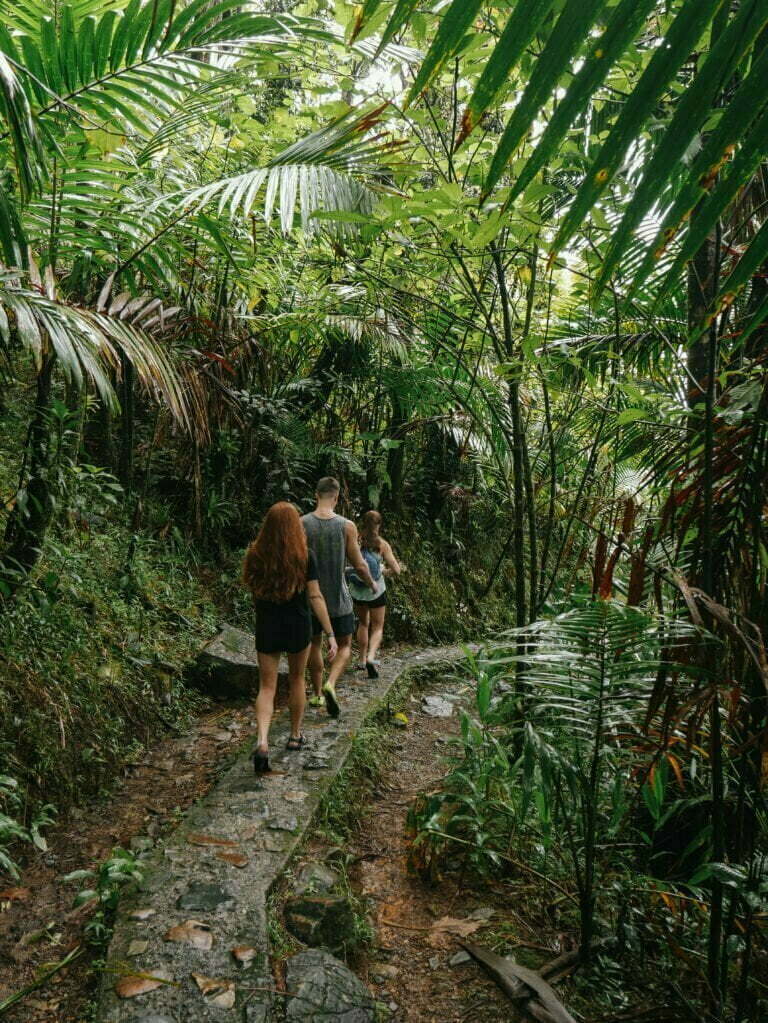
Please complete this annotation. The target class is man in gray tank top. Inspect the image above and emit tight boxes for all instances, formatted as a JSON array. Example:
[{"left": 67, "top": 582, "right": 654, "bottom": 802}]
[{"left": 302, "top": 477, "right": 375, "bottom": 717}]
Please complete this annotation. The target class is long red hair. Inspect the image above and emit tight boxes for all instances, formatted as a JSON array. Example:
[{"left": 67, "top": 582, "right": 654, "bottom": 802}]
[{"left": 243, "top": 502, "right": 308, "bottom": 602}]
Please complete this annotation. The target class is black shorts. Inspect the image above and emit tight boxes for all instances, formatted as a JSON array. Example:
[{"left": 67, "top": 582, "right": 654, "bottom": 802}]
[
  {"left": 311, "top": 612, "right": 355, "bottom": 638},
  {"left": 255, "top": 616, "right": 311, "bottom": 655},
  {"left": 354, "top": 591, "right": 387, "bottom": 610}
]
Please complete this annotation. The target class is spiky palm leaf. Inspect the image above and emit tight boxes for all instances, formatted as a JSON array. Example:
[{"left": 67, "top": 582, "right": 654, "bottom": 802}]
[
  {"left": 160, "top": 106, "right": 401, "bottom": 234},
  {"left": 356, "top": 1, "right": 768, "bottom": 300},
  {"left": 0, "top": 268, "right": 188, "bottom": 426},
  {"left": 490, "top": 600, "right": 699, "bottom": 769}
]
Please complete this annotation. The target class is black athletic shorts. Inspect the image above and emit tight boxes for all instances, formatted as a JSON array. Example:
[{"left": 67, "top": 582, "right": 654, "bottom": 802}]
[
  {"left": 255, "top": 616, "right": 311, "bottom": 655},
  {"left": 353, "top": 591, "right": 387, "bottom": 610},
  {"left": 311, "top": 612, "right": 355, "bottom": 638}
]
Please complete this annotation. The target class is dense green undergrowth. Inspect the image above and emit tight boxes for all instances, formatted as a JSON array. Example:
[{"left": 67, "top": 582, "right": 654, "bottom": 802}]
[
  {"left": 0, "top": 491, "right": 511, "bottom": 878},
  {"left": 0, "top": 525, "right": 219, "bottom": 808}
]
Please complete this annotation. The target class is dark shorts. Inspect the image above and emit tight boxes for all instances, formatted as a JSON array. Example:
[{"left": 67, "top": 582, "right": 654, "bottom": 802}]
[
  {"left": 311, "top": 612, "right": 355, "bottom": 639},
  {"left": 255, "top": 616, "right": 311, "bottom": 655},
  {"left": 354, "top": 591, "right": 387, "bottom": 610}
]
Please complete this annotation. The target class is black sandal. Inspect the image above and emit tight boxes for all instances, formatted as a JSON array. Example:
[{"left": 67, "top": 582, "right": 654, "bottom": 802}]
[
  {"left": 286, "top": 734, "right": 306, "bottom": 751},
  {"left": 253, "top": 748, "right": 270, "bottom": 773},
  {"left": 366, "top": 661, "right": 379, "bottom": 679}
]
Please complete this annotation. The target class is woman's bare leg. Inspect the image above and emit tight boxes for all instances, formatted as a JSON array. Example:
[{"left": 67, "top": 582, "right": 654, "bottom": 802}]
[
  {"left": 367, "top": 606, "right": 386, "bottom": 664},
  {"left": 356, "top": 604, "right": 370, "bottom": 665},
  {"left": 287, "top": 646, "right": 310, "bottom": 739},
  {"left": 255, "top": 652, "right": 280, "bottom": 752}
]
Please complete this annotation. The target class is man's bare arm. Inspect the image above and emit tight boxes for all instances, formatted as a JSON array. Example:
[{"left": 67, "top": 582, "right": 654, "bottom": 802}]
[{"left": 345, "top": 521, "right": 375, "bottom": 589}]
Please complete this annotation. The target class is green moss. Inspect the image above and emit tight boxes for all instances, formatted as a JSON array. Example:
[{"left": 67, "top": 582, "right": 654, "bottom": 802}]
[{"left": 0, "top": 524, "right": 222, "bottom": 817}]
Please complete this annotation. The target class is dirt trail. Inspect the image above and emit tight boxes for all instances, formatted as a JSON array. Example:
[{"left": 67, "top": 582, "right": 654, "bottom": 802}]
[
  {"left": 0, "top": 701, "right": 260, "bottom": 1021},
  {"left": 296, "top": 676, "right": 522, "bottom": 1022}
]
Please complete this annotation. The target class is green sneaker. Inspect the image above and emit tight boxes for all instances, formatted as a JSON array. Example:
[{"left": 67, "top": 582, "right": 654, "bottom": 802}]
[
  {"left": 322, "top": 683, "right": 340, "bottom": 719},
  {"left": 308, "top": 695, "right": 324, "bottom": 708}
]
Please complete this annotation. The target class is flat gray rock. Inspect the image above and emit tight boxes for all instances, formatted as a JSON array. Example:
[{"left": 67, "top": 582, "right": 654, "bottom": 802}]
[
  {"left": 195, "top": 623, "right": 260, "bottom": 698},
  {"left": 285, "top": 949, "right": 376, "bottom": 1022},
  {"left": 268, "top": 815, "right": 298, "bottom": 832},
  {"left": 468, "top": 906, "right": 494, "bottom": 921},
  {"left": 421, "top": 695, "right": 454, "bottom": 717},
  {"left": 297, "top": 861, "right": 341, "bottom": 895},
  {"left": 302, "top": 752, "right": 331, "bottom": 770},
  {"left": 284, "top": 894, "right": 358, "bottom": 953},
  {"left": 449, "top": 949, "right": 472, "bottom": 966},
  {"left": 176, "top": 881, "right": 234, "bottom": 912}
]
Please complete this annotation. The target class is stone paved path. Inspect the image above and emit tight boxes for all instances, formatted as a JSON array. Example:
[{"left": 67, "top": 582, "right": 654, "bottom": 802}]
[{"left": 96, "top": 637, "right": 464, "bottom": 1023}]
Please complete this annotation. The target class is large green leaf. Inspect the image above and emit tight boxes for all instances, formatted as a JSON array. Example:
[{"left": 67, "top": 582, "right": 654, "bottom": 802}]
[
  {"left": 550, "top": 0, "right": 726, "bottom": 259},
  {"left": 147, "top": 108, "right": 394, "bottom": 238},
  {"left": 482, "top": 0, "right": 608, "bottom": 199},
  {"left": 715, "top": 217, "right": 768, "bottom": 313},
  {"left": 0, "top": 268, "right": 187, "bottom": 426},
  {"left": 595, "top": 0, "right": 768, "bottom": 294},
  {"left": 349, "top": 0, "right": 387, "bottom": 42},
  {"left": 457, "top": 0, "right": 556, "bottom": 147},
  {"left": 0, "top": 0, "right": 335, "bottom": 142},
  {"left": 406, "top": 0, "right": 484, "bottom": 106},
  {"left": 653, "top": 105, "right": 768, "bottom": 308},
  {"left": 628, "top": 41, "right": 768, "bottom": 301},
  {"left": 375, "top": 0, "right": 420, "bottom": 56},
  {"left": 505, "top": 0, "right": 659, "bottom": 205},
  {"left": 0, "top": 49, "right": 44, "bottom": 197}
]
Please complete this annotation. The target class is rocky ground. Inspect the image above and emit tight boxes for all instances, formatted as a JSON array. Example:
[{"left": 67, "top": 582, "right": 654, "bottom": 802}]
[{"left": 0, "top": 701, "right": 259, "bottom": 1021}]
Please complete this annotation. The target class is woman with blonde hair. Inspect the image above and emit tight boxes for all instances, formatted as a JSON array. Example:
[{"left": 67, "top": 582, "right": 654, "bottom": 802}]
[
  {"left": 243, "top": 502, "right": 337, "bottom": 772},
  {"left": 348, "top": 510, "right": 401, "bottom": 678}
]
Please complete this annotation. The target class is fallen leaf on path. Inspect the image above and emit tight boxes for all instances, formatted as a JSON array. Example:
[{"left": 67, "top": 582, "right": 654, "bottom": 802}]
[
  {"left": 187, "top": 832, "right": 239, "bottom": 848},
  {"left": 231, "top": 945, "right": 257, "bottom": 965},
  {"left": 0, "top": 887, "right": 31, "bottom": 901},
  {"left": 427, "top": 916, "right": 483, "bottom": 948},
  {"left": 26, "top": 998, "right": 60, "bottom": 1011},
  {"left": 164, "top": 920, "right": 214, "bottom": 950},
  {"left": 216, "top": 850, "right": 249, "bottom": 868},
  {"left": 115, "top": 969, "right": 172, "bottom": 999},
  {"left": 127, "top": 939, "right": 149, "bottom": 956},
  {"left": 192, "top": 973, "right": 236, "bottom": 1008},
  {"left": 128, "top": 908, "right": 156, "bottom": 921}
]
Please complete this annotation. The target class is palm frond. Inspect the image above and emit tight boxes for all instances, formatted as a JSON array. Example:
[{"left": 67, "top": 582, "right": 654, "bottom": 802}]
[
  {"left": 152, "top": 107, "right": 399, "bottom": 234},
  {"left": 358, "top": 1, "right": 768, "bottom": 296},
  {"left": 0, "top": 268, "right": 188, "bottom": 428}
]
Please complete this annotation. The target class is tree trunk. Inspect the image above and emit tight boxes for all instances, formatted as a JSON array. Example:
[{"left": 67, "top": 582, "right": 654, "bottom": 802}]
[
  {"left": 2, "top": 353, "right": 56, "bottom": 589},
  {"left": 491, "top": 245, "right": 528, "bottom": 632},
  {"left": 119, "top": 354, "right": 135, "bottom": 494}
]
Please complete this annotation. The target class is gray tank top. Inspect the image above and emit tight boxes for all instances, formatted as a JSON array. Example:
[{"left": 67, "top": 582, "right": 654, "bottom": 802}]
[{"left": 301, "top": 513, "right": 352, "bottom": 617}]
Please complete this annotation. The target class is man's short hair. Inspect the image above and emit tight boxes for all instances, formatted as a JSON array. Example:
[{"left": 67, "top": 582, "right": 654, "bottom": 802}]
[{"left": 316, "top": 476, "right": 340, "bottom": 497}]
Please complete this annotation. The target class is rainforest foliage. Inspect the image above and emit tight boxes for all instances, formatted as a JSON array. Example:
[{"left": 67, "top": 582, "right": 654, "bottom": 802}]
[{"left": 0, "top": 1, "right": 767, "bottom": 1020}]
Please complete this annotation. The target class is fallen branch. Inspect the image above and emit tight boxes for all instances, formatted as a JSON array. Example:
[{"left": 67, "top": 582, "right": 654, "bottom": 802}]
[
  {"left": 0, "top": 945, "right": 83, "bottom": 1017},
  {"left": 462, "top": 941, "right": 578, "bottom": 1023}
]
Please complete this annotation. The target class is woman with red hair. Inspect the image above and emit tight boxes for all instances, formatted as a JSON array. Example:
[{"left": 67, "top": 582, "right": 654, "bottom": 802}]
[{"left": 243, "top": 502, "right": 337, "bottom": 772}]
